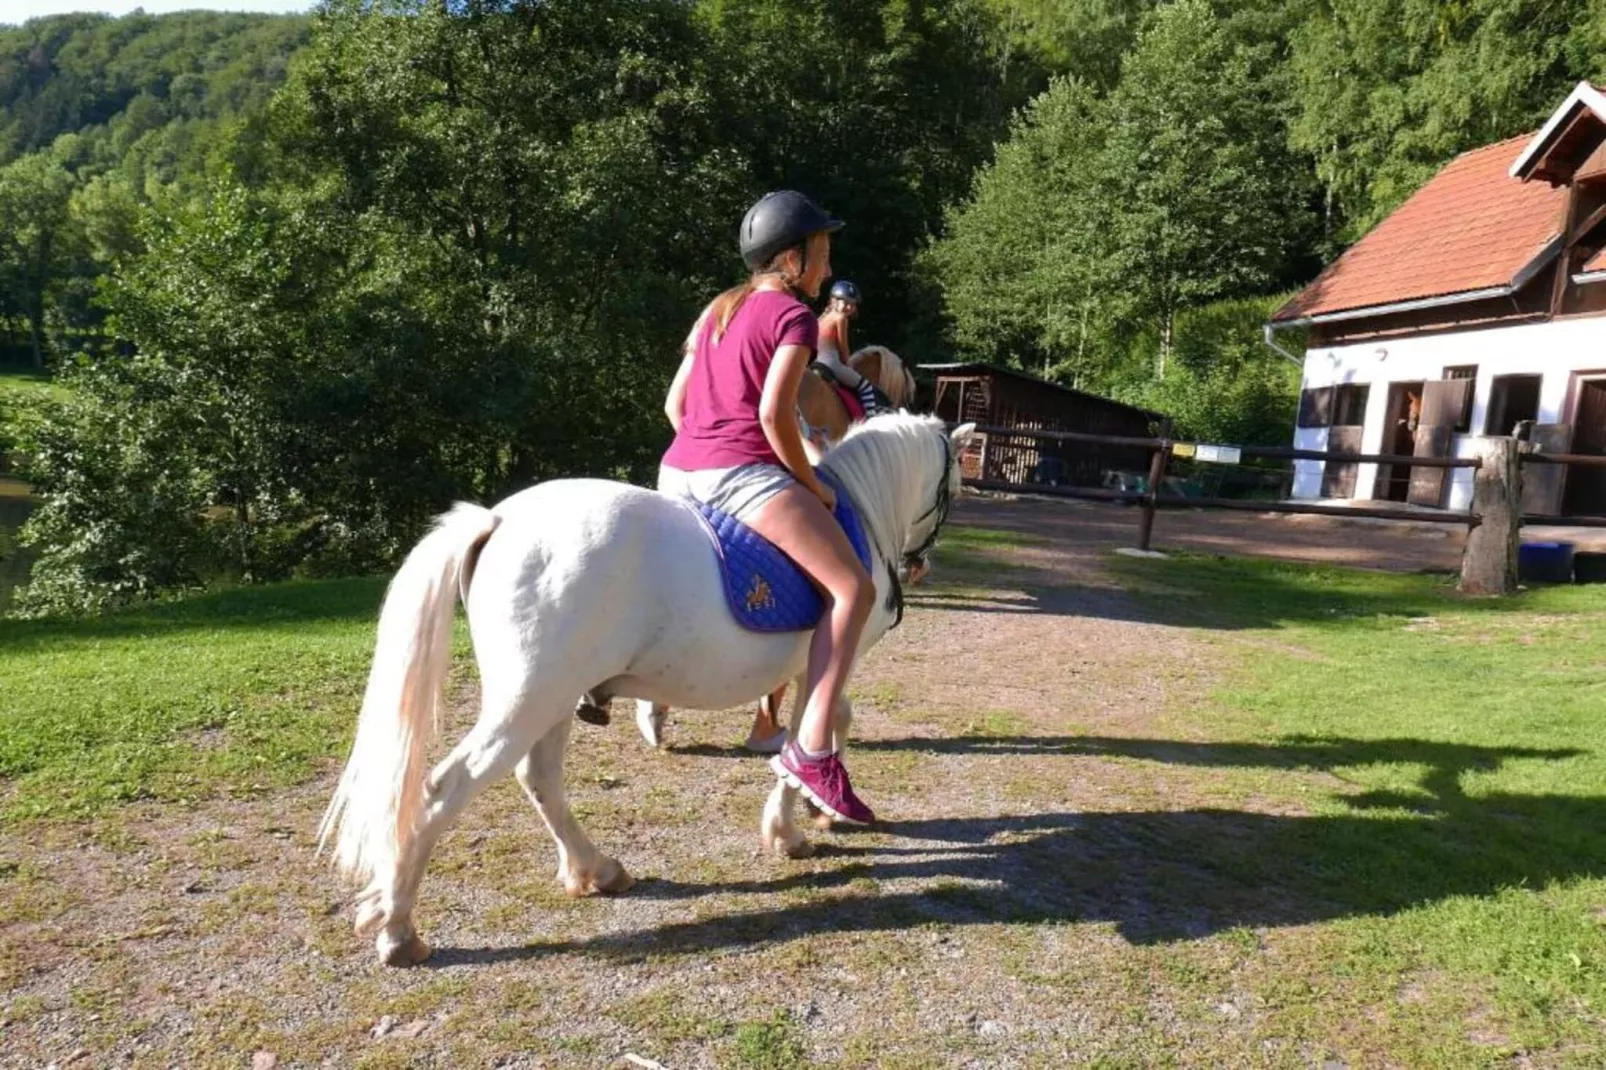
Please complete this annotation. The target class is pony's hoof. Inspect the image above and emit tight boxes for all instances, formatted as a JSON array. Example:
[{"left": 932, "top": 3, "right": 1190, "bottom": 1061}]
[
  {"left": 594, "top": 860, "right": 636, "bottom": 895},
  {"left": 635, "top": 702, "right": 666, "bottom": 749},
  {"left": 565, "top": 860, "right": 635, "bottom": 897},
  {"left": 764, "top": 830, "right": 814, "bottom": 859},
  {"left": 377, "top": 931, "right": 432, "bottom": 968}
]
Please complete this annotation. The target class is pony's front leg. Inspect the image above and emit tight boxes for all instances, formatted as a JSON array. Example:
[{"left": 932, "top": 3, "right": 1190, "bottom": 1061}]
[
  {"left": 761, "top": 778, "right": 811, "bottom": 859},
  {"left": 514, "top": 716, "right": 634, "bottom": 897}
]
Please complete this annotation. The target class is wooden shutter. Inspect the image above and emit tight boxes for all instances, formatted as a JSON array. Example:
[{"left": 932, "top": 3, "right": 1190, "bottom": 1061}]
[
  {"left": 1298, "top": 387, "right": 1334, "bottom": 428},
  {"left": 1321, "top": 425, "right": 1362, "bottom": 498},
  {"left": 1404, "top": 380, "right": 1470, "bottom": 507},
  {"left": 1523, "top": 423, "right": 1574, "bottom": 516},
  {"left": 1420, "top": 379, "right": 1471, "bottom": 429},
  {"left": 1407, "top": 426, "right": 1454, "bottom": 507}
]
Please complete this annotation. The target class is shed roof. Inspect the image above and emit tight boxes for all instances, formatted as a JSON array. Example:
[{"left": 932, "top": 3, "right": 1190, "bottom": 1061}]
[
  {"left": 917, "top": 362, "right": 1163, "bottom": 419},
  {"left": 1270, "top": 135, "right": 1566, "bottom": 324}
]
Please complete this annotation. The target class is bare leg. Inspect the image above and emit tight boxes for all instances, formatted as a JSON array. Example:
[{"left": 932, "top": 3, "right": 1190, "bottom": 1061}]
[
  {"left": 744, "top": 685, "right": 789, "bottom": 752},
  {"left": 744, "top": 486, "right": 873, "bottom": 755},
  {"left": 513, "top": 716, "right": 633, "bottom": 897}
]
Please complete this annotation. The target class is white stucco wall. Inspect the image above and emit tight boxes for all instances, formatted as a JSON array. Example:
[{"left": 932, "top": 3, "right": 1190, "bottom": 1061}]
[{"left": 1292, "top": 317, "right": 1606, "bottom": 511}]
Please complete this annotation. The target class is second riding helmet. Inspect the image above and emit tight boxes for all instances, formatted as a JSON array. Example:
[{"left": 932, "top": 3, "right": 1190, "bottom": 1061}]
[
  {"left": 830, "top": 280, "right": 861, "bottom": 304},
  {"left": 739, "top": 190, "right": 844, "bottom": 271}
]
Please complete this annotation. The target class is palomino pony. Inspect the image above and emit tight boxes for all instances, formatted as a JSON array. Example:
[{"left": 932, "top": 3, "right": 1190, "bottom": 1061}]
[
  {"left": 799, "top": 345, "right": 918, "bottom": 459},
  {"left": 319, "top": 414, "right": 974, "bottom": 966}
]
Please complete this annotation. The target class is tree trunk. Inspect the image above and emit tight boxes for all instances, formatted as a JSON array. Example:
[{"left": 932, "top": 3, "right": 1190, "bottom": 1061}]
[
  {"left": 26, "top": 296, "right": 45, "bottom": 369},
  {"left": 1157, "top": 309, "right": 1173, "bottom": 378}
]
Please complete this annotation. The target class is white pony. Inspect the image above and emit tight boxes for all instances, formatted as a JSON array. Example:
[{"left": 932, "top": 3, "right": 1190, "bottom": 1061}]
[{"left": 319, "top": 413, "right": 975, "bottom": 966}]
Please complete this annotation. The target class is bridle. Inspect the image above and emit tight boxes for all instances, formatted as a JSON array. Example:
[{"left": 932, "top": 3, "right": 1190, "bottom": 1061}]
[{"left": 904, "top": 431, "right": 954, "bottom": 574}]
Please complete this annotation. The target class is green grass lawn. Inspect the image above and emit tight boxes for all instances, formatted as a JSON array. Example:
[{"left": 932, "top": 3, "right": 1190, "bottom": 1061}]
[
  {"left": 0, "top": 367, "right": 69, "bottom": 410},
  {"left": 0, "top": 578, "right": 390, "bottom": 819},
  {"left": 1105, "top": 553, "right": 1606, "bottom": 1065}
]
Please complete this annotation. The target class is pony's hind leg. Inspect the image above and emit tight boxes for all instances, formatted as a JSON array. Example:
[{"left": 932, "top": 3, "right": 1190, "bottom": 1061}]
[
  {"left": 514, "top": 715, "right": 634, "bottom": 897},
  {"left": 359, "top": 702, "right": 545, "bottom": 966}
]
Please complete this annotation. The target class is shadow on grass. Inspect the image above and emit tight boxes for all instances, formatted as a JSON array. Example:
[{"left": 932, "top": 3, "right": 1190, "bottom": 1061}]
[
  {"left": 909, "top": 550, "right": 1560, "bottom": 632},
  {"left": 0, "top": 574, "right": 387, "bottom": 649},
  {"left": 427, "top": 735, "right": 1603, "bottom": 965}
]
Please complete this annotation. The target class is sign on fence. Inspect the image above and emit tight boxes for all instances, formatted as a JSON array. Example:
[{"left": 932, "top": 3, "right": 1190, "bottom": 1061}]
[{"left": 1174, "top": 443, "right": 1242, "bottom": 465}]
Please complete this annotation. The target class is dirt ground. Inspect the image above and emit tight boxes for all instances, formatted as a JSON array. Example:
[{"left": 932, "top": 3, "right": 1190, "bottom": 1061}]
[{"left": 0, "top": 496, "right": 1565, "bottom": 1068}]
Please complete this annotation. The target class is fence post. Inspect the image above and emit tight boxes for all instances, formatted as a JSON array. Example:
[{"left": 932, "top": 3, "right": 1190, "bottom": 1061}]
[
  {"left": 1459, "top": 437, "right": 1520, "bottom": 595},
  {"left": 1137, "top": 434, "right": 1172, "bottom": 552}
]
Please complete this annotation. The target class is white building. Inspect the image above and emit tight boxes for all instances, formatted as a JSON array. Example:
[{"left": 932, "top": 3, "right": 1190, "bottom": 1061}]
[{"left": 1268, "top": 82, "right": 1606, "bottom": 516}]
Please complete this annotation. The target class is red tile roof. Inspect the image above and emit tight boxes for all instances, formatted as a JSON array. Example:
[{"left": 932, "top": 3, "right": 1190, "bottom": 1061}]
[
  {"left": 1582, "top": 247, "right": 1606, "bottom": 275},
  {"left": 1272, "top": 135, "right": 1566, "bottom": 322}
]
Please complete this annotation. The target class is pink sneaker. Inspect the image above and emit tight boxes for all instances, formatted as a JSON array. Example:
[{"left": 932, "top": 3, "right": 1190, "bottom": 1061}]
[{"left": 770, "top": 742, "right": 875, "bottom": 826}]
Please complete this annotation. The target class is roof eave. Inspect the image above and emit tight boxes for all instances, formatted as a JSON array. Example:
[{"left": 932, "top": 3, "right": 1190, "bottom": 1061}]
[
  {"left": 1510, "top": 81, "right": 1606, "bottom": 182},
  {"left": 1269, "top": 234, "right": 1562, "bottom": 329}
]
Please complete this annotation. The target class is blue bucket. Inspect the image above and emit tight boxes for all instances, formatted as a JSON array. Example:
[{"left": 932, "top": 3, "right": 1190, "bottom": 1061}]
[{"left": 1518, "top": 542, "right": 1575, "bottom": 584}]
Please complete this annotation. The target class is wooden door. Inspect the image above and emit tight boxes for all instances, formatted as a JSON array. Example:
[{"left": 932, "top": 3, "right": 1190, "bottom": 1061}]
[
  {"left": 1563, "top": 376, "right": 1606, "bottom": 514},
  {"left": 1405, "top": 379, "right": 1470, "bottom": 507}
]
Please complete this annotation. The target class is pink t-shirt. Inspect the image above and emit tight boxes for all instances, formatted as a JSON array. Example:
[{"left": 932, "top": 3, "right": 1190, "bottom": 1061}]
[{"left": 662, "top": 288, "right": 818, "bottom": 471}]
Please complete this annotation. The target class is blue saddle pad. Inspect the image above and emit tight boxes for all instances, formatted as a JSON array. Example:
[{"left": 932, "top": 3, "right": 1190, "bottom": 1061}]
[{"left": 690, "top": 472, "right": 873, "bottom": 632}]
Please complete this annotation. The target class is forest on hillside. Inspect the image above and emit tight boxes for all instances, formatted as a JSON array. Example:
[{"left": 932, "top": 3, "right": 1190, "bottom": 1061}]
[{"left": 3, "top": 0, "right": 1605, "bottom": 614}]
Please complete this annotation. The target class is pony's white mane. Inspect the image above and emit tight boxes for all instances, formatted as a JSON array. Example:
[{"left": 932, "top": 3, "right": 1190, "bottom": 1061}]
[{"left": 819, "top": 411, "right": 946, "bottom": 562}]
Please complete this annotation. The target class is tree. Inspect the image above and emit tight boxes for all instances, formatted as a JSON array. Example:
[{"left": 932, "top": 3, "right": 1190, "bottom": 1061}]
[
  {"left": 1288, "top": 0, "right": 1602, "bottom": 245},
  {"left": 0, "top": 149, "right": 81, "bottom": 367},
  {"left": 925, "top": 76, "right": 1117, "bottom": 383},
  {"left": 980, "top": 0, "right": 1157, "bottom": 89},
  {"left": 931, "top": 0, "right": 1311, "bottom": 387},
  {"left": 1095, "top": 0, "right": 1311, "bottom": 374}
]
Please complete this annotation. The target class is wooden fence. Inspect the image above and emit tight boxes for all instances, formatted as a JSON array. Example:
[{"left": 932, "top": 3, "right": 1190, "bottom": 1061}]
[{"left": 958, "top": 423, "right": 1606, "bottom": 595}]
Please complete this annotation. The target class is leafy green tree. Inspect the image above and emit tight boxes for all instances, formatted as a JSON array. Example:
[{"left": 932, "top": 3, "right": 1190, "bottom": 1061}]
[
  {"left": 1289, "top": 0, "right": 1602, "bottom": 245},
  {"left": 924, "top": 76, "right": 1116, "bottom": 383},
  {"left": 0, "top": 149, "right": 82, "bottom": 366},
  {"left": 1095, "top": 0, "right": 1312, "bottom": 373},
  {"left": 981, "top": 0, "right": 1156, "bottom": 88},
  {"left": 1110, "top": 294, "right": 1300, "bottom": 446}
]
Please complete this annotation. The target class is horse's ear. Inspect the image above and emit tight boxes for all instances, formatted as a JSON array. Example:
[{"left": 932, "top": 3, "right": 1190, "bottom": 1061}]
[{"left": 950, "top": 422, "right": 977, "bottom": 451}]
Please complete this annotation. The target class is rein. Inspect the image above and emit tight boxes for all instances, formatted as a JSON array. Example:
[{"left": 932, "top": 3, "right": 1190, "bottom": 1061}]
[{"left": 905, "top": 433, "right": 953, "bottom": 572}]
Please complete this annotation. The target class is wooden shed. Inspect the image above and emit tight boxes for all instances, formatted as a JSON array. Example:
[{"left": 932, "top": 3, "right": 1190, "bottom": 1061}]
[{"left": 921, "top": 362, "right": 1163, "bottom": 488}]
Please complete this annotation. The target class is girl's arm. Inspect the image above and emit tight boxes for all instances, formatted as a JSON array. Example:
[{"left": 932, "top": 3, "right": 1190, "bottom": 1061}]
[
  {"left": 664, "top": 304, "right": 712, "bottom": 431},
  {"left": 759, "top": 343, "right": 832, "bottom": 505},
  {"left": 664, "top": 348, "right": 694, "bottom": 432}
]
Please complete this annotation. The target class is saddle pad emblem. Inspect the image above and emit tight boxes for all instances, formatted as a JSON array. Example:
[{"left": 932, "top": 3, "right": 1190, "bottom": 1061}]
[
  {"left": 745, "top": 575, "right": 776, "bottom": 613},
  {"left": 689, "top": 471, "right": 873, "bottom": 632}
]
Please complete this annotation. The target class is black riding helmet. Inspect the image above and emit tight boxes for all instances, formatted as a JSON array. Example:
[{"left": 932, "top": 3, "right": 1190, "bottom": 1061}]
[{"left": 740, "top": 190, "right": 844, "bottom": 271}]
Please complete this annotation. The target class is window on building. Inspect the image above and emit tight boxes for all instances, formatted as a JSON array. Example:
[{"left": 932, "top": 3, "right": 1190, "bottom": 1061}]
[
  {"left": 1484, "top": 374, "right": 1543, "bottom": 436},
  {"left": 1332, "top": 383, "right": 1370, "bottom": 427},
  {"left": 1297, "top": 386, "right": 1334, "bottom": 428},
  {"left": 1442, "top": 365, "right": 1478, "bottom": 432}
]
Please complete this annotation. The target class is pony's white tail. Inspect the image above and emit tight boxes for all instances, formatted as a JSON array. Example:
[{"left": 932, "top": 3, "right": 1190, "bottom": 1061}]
[{"left": 317, "top": 502, "right": 502, "bottom": 887}]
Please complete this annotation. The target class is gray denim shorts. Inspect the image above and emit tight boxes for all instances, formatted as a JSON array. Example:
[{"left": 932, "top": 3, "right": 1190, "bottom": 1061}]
[{"left": 658, "top": 462, "right": 796, "bottom": 521}]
